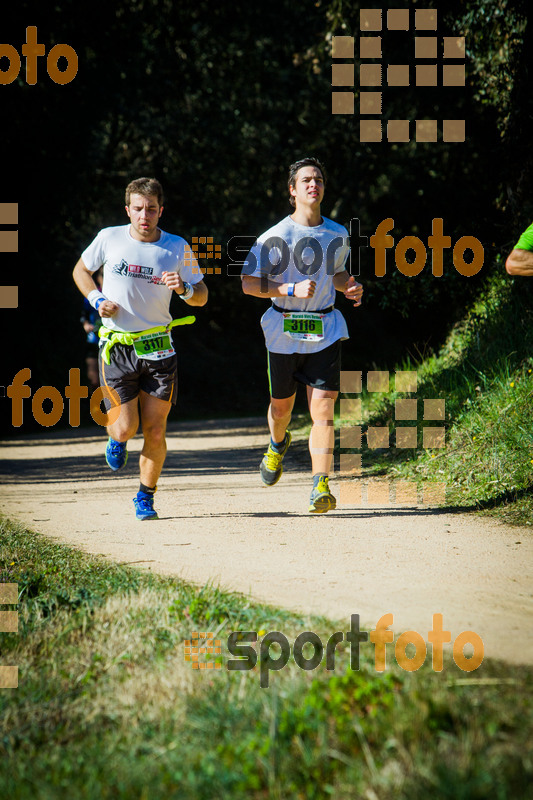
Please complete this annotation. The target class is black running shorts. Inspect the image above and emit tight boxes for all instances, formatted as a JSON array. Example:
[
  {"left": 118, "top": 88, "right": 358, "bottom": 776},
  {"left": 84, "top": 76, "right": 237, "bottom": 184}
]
[
  {"left": 267, "top": 341, "right": 341, "bottom": 399},
  {"left": 99, "top": 343, "right": 178, "bottom": 409}
]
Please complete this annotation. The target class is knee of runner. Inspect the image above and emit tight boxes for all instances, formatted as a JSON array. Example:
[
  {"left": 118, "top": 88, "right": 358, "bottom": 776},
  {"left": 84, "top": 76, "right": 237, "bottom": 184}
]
[
  {"left": 270, "top": 401, "right": 292, "bottom": 421},
  {"left": 111, "top": 422, "right": 138, "bottom": 441},
  {"left": 310, "top": 400, "right": 335, "bottom": 423},
  {"left": 143, "top": 424, "right": 167, "bottom": 446}
]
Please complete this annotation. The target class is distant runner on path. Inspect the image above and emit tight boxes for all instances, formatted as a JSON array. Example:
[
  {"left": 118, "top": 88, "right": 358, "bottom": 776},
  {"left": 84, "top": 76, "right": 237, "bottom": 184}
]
[
  {"left": 241, "top": 157, "right": 363, "bottom": 513},
  {"left": 506, "top": 222, "right": 533, "bottom": 276},
  {"left": 73, "top": 177, "right": 207, "bottom": 520}
]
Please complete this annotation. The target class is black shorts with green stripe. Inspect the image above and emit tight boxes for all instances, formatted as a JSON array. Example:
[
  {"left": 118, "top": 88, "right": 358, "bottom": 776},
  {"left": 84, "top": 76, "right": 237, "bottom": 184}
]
[
  {"left": 99, "top": 343, "right": 177, "bottom": 409},
  {"left": 267, "top": 341, "right": 341, "bottom": 399}
]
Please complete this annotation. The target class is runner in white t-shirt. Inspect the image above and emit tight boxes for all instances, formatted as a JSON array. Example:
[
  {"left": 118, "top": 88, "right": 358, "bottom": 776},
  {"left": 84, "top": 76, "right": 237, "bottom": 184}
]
[
  {"left": 242, "top": 158, "right": 363, "bottom": 513},
  {"left": 73, "top": 177, "right": 208, "bottom": 520}
]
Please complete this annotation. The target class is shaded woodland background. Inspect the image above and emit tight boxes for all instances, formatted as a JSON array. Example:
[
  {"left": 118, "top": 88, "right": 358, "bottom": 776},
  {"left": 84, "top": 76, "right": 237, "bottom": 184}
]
[{"left": 2, "top": 0, "right": 533, "bottom": 428}]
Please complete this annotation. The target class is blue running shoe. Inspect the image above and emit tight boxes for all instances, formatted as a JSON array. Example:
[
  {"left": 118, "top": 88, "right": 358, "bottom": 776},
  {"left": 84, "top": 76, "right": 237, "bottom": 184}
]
[
  {"left": 133, "top": 491, "right": 158, "bottom": 521},
  {"left": 105, "top": 437, "right": 128, "bottom": 471}
]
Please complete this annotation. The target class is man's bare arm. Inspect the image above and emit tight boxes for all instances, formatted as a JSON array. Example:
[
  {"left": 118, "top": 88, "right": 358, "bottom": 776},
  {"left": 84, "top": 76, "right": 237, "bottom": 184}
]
[
  {"left": 73, "top": 257, "right": 100, "bottom": 296},
  {"left": 242, "top": 275, "right": 316, "bottom": 299},
  {"left": 72, "top": 258, "right": 119, "bottom": 318},
  {"left": 333, "top": 270, "right": 363, "bottom": 306},
  {"left": 505, "top": 249, "right": 533, "bottom": 276},
  {"left": 185, "top": 279, "right": 208, "bottom": 307}
]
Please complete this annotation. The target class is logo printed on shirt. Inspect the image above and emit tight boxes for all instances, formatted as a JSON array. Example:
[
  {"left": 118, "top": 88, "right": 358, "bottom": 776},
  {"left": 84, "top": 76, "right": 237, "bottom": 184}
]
[
  {"left": 112, "top": 259, "right": 130, "bottom": 276},
  {"left": 128, "top": 264, "right": 154, "bottom": 276},
  {"left": 112, "top": 259, "right": 159, "bottom": 281}
]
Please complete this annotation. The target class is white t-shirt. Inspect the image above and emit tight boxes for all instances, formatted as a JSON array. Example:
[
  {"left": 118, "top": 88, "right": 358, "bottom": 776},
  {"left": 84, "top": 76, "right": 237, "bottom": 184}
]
[
  {"left": 81, "top": 225, "right": 202, "bottom": 332},
  {"left": 242, "top": 215, "right": 350, "bottom": 354}
]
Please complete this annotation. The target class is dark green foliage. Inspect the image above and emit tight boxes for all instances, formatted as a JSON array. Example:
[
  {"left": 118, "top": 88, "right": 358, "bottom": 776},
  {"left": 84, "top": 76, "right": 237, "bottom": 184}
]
[{"left": 3, "top": 0, "right": 531, "bottom": 424}]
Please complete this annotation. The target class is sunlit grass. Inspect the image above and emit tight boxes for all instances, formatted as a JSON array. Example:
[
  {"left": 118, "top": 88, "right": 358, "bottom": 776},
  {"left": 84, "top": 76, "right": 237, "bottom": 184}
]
[
  {"left": 1, "top": 516, "right": 532, "bottom": 798},
  {"left": 338, "top": 268, "right": 533, "bottom": 525}
]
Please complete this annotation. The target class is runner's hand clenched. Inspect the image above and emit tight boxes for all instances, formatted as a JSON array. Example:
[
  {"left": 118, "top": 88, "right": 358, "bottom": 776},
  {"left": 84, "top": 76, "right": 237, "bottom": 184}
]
[
  {"left": 294, "top": 279, "right": 316, "bottom": 299},
  {"left": 98, "top": 300, "right": 119, "bottom": 318},
  {"left": 162, "top": 271, "right": 184, "bottom": 293}
]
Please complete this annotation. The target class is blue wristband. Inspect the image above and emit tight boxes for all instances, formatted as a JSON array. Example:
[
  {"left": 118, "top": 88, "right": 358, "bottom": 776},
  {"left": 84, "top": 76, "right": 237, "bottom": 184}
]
[{"left": 287, "top": 283, "right": 295, "bottom": 297}]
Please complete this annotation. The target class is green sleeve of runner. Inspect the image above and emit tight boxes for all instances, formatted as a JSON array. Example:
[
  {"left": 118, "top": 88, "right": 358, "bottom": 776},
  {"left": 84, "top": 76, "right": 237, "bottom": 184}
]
[{"left": 514, "top": 222, "right": 533, "bottom": 250}]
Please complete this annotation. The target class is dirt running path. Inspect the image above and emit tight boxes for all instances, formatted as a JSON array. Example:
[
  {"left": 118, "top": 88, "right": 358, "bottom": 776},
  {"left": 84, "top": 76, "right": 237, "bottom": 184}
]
[{"left": 1, "top": 418, "right": 532, "bottom": 666}]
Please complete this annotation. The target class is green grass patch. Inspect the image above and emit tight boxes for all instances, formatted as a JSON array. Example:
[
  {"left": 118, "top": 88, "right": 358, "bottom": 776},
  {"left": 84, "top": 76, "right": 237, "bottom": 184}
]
[
  {"left": 1, "top": 515, "right": 532, "bottom": 798},
  {"left": 338, "top": 266, "right": 533, "bottom": 526}
]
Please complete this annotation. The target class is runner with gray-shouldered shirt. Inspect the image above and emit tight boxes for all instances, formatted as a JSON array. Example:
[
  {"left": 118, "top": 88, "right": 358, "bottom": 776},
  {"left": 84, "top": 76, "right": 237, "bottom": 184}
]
[
  {"left": 242, "top": 157, "right": 363, "bottom": 513},
  {"left": 73, "top": 177, "right": 208, "bottom": 520}
]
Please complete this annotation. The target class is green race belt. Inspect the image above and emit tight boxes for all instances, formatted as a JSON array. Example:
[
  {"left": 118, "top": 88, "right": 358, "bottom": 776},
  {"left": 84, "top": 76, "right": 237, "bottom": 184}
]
[{"left": 99, "top": 316, "right": 196, "bottom": 365}]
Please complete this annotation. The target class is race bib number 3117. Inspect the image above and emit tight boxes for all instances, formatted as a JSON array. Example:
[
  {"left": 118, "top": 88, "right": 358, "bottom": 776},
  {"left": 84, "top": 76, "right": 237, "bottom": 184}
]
[{"left": 133, "top": 331, "right": 175, "bottom": 360}]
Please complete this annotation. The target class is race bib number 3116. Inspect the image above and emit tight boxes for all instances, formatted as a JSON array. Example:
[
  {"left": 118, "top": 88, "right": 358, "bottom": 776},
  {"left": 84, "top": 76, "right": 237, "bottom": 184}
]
[{"left": 283, "top": 312, "right": 324, "bottom": 341}]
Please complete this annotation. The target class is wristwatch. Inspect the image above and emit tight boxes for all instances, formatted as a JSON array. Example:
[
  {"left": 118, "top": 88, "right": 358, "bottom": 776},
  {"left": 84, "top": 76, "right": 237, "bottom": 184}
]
[{"left": 179, "top": 281, "right": 194, "bottom": 301}]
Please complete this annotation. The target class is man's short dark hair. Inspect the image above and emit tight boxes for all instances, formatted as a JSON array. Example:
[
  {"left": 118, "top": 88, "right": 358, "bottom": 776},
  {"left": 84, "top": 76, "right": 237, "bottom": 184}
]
[
  {"left": 125, "top": 177, "right": 164, "bottom": 207},
  {"left": 288, "top": 158, "right": 327, "bottom": 207}
]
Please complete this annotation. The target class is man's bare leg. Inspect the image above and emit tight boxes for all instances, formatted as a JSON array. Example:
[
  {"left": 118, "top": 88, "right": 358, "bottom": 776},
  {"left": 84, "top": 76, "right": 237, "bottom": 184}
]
[
  {"left": 307, "top": 386, "right": 337, "bottom": 512},
  {"left": 106, "top": 396, "right": 140, "bottom": 443},
  {"left": 138, "top": 391, "right": 172, "bottom": 488},
  {"left": 268, "top": 394, "right": 296, "bottom": 445},
  {"left": 106, "top": 391, "right": 171, "bottom": 518},
  {"left": 104, "top": 395, "right": 139, "bottom": 471},
  {"left": 260, "top": 394, "right": 296, "bottom": 486},
  {"left": 307, "top": 386, "right": 336, "bottom": 475}
]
